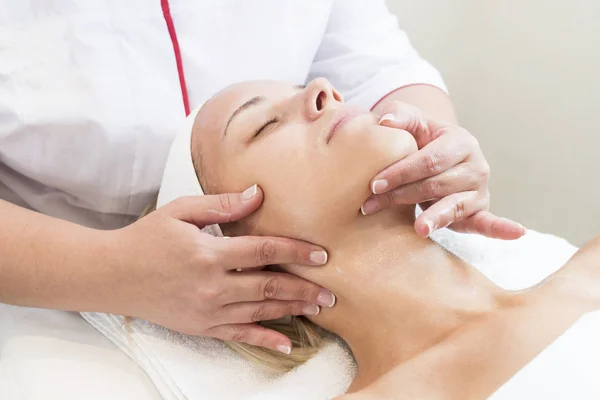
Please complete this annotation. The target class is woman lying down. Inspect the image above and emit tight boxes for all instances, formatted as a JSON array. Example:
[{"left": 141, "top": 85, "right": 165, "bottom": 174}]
[{"left": 147, "top": 78, "right": 600, "bottom": 399}]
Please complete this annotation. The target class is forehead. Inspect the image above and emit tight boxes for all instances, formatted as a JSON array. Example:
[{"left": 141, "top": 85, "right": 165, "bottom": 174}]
[
  {"left": 193, "top": 80, "right": 295, "bottom": 144},
  {"left": 209, "top": 80, "right": 295, "bottom": 115},
  {"left": 196, "top": 80, "right": 293, "bottom": 132},
  {"left": 190, "top": 80, "right": 295, "bottom": 183}
]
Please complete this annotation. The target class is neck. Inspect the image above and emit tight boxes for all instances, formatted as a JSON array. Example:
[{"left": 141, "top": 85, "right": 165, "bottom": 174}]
[{"left": 298, "top": 207, "right": 511, "bottom": 393}]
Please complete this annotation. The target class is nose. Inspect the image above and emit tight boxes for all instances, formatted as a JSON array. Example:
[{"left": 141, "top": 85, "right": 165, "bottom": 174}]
[{"left": 303, "top": 78, "right": 343, "bottom": 121}]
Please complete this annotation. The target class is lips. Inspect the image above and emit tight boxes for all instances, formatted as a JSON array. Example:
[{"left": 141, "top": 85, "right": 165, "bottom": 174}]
[{"left": 324, "top": 107, "right": 367, "bottom": 144}]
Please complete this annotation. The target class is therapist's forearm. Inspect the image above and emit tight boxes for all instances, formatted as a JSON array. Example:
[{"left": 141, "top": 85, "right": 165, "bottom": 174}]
[
  {"left": 0, "top": 199, "right": 111, "bottom": 311},
  {"left": 371, "top": 84, "right": 458, "bottom": 125}
]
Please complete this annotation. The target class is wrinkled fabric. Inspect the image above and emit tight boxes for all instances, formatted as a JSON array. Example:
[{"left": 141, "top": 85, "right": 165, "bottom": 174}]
[{"left": 0, "top": 0, "right": 445, "bottom": 229}]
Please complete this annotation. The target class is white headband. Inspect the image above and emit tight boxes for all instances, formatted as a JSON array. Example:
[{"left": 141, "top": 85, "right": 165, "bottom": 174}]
[{"left": 157, "top": 107, "right": 223, "bottom": 237}]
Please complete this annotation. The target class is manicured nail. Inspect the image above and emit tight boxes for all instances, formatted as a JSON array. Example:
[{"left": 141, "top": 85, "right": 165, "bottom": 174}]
[
  {"left": 303, "top": 304, "right": 321, "bottom": 316},
  {"left": 502, "top": 219, "right": 527, "bottom": 235},
  {"left": 276, "top": 344, "right": 291, "bottom": 355},
  {"left": 242, "top": 184, "right": 258, "bottom": 200},
  {"left": 309, "top": 250, "right": 328, "bottom": 265},
  {"left": 361, "top": 197, "right": 380, "bottom": 215},
  {"left": 424, "top": 220, "right": 435, "bottom": 237},
  {"left": 316, "top": 291, "right": 336, "bottom": 308},
  {"left": 371, "top": 179, "right": 389, "bottom": 194},
  {"left": 379, "top": 113, "right": 396, "bottom": 124}
]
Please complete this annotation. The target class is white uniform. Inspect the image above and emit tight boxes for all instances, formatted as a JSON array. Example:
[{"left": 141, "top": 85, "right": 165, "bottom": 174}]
[{"left": 0, "top": 0, "right": 446, "bottom": 229}]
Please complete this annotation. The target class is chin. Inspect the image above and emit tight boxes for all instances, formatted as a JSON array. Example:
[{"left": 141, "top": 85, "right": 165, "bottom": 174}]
[{"left": 369, "top": 124, "right": 418, "bottom": 160}]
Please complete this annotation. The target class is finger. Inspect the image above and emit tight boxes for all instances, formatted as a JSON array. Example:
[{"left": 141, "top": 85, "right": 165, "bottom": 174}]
[
  {"left": 378, "top": 102, "right": 430, "bottom": 141},
  {"left": 221, "top": 300, "right": 321, "bottom": 325},
  {"left": 377, "top": 101, "right": 446, "bottom": 148},
  {"left": 391, "top": 162, "right": 484, "bottom": 208},
  {"left": 205, "top": 323, "right": 293, "bottom": 354},
  {"left": 449, "top": 211, "right": 527, "bottom": 240},
  {"left": 214, "top": 235, "right": 328, "bottom": 269},
  {"left": 361, "top": 163, "right": 481, "bottom": 215},
  {"left": 162, "top": 184, "right": 263, "bottom": 227},
  {"left": 370, "top": 133, "right": 474, "bottom": 195},
  {"left": 413, "top": 191, "right": 484, "bottom": 237},
  {"left": 224, "top": 271, "right": 336, "bottom": 307}
]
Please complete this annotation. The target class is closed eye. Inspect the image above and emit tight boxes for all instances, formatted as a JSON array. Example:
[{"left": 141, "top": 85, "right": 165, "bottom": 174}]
[{"left": 253, "top": 117, "right": 279, "bottom": 138}]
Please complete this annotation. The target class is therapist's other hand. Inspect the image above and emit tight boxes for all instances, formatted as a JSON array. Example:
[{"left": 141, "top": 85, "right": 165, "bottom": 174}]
[
  {"left": 363, "top": 101, "right": 525, "bottom": 240},
  {"left": 105, "top": 185, "right": 333, "bottom": 354}
]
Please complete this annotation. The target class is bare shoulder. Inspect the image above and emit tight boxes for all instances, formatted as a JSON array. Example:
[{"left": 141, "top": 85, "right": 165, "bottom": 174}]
[
  {"left": 541, "top": 234, "right": 600, "bottom": 311},
  {"left": 337, "top": 297, "right": 587, "bottom": 400},
  {"left": 564, "top": 234, "right": 600, "bottom": 268}
]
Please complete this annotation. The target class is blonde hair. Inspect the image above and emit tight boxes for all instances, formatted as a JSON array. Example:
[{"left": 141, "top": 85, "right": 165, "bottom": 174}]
[{"left": 138, "top": 198, "right": 328, "bottom": 374}]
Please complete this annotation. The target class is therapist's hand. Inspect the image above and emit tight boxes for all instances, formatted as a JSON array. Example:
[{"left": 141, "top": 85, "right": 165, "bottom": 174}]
[
  {"left": 363, "top": 101, "right": 525, "bottom": 240},
  {"left": 104, "top": 185, "right": 333, "bottom": 354}
]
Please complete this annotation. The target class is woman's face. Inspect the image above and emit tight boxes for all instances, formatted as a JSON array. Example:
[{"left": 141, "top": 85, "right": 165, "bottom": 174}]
[{"left": 192, "top": 78, "right": 417, "bottom": 240}]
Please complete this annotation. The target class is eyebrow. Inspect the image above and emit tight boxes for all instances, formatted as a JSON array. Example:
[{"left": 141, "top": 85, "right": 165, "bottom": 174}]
[
  {"left": 224, "top": 96, "right": 265, "bottom": 137},
  {"left": 223, "top": 85, "right": 306, "bottom": 137}
]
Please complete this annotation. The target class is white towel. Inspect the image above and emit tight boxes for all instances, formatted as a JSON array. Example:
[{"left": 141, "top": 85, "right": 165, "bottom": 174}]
[
  {"left": 0, "top": 305, "right": 163, "bottom": 399},
  {"left": 81, "top": 227, "right": 598, "bottom": 400},
  {"left": 81, "top": 105, "right": 599, "bottom": 398}
]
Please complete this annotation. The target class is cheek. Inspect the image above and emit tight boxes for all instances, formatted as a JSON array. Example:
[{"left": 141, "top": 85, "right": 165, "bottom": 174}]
[
  {"left": 329, "top": 124, "right": 418, "bottom": 183},
  {"left": 233, "top": 158, "right": 351, "bottom": 239},
  {"left": 254, "top": 155, "right": 333, "bottom": 239},
  {"left": 220, "top": 136, "right": 327, "bottom": 238},
  {"left": 218, "top": 125, "right": 417, "bottom": 240},
  {"left": 229, "top": 134, "right": 315, "bottom": 190}
]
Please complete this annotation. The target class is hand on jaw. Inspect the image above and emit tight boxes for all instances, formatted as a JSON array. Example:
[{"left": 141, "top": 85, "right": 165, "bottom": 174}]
[
  {"left": 362, "top": 101, "right": 526, "bottom": 240},
  {"left": 107, "top": 186, "right": 334, "bottom": 354}
]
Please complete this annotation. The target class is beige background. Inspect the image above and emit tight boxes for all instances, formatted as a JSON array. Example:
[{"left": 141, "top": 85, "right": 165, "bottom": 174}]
[{"left": 386, "top": 0, "right": 599, "bottom": 246}]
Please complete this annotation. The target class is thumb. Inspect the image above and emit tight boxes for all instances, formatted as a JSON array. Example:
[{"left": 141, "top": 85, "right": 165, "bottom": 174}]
[
  {"left": 161, "top": 184, "right": 264, "bottom": 228},
  {"left": 377, "top": 101, "right": 442, "bottom": 148}
]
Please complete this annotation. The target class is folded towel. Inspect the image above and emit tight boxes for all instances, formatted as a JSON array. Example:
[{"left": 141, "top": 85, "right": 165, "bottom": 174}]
[
  {"left": 82, "top": 105, "right": 595, "bottom": 398},
  {"left": 82, "top": 227, "right": 590, "bottom": 399}
]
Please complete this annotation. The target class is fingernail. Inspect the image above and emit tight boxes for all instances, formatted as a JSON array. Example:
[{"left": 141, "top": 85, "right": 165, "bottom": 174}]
[
  {"left": 360, "top": 197, "right": 380, "bottom": 216},
  {"left": 424, "top": 220, "right": 435, "bottom": 237},
  {"left": 371, "top": 179, "right": 389, "bottom": 194},
  {"left": 316, "top": 291, "right": 336, "bottom": 308},
  {"left": 501, "top": 218, "right": 527, "bottom": 233},
  {"left": 510, "top": 220, "right": 527, "bottom": 235},
  {"left": 303, "top": 304, "right": 321, "bottom": 316},
  {"left": 242, "top": 184, "right": 258, "bottom": 200},
  {"left": 276, "top": 344, "right": 291, "bottom": 355},
  {"left": 379, "top": 113, "right": 395, "bottom": 124},
  {"left": 309, "top": 250, "right": 328, "bottom": 265}
]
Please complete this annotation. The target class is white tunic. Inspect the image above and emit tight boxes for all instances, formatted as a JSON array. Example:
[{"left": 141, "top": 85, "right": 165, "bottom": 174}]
[{"left": 0, "top": 0, "right": 446, "bottom": 229}]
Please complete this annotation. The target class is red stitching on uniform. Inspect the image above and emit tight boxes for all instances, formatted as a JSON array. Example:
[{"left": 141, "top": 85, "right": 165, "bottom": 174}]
[{"left": 161, "top": 0, "right": 191, "bottom": 116}]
